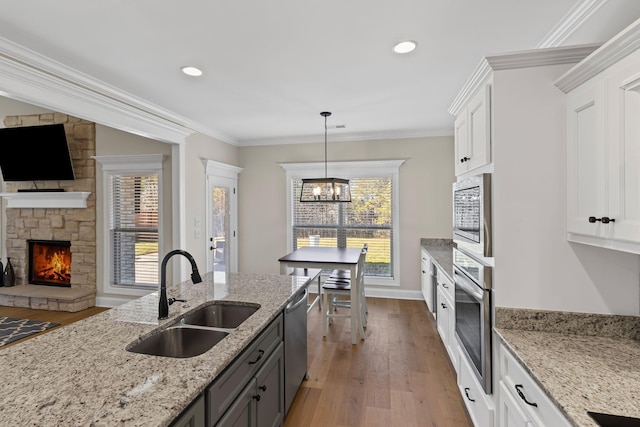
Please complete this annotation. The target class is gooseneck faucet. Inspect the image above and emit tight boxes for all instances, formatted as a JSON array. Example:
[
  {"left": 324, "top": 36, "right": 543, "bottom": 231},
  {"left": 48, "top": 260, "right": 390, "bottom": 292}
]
[{"left": 159, "top": 249, "right": 203, "bottom": 319}]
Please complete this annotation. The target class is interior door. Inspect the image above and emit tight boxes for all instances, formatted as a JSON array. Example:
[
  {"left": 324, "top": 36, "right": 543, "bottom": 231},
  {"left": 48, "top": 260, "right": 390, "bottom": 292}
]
[{"left": 206, "top": 174, "right": 238, "bottom": 282}]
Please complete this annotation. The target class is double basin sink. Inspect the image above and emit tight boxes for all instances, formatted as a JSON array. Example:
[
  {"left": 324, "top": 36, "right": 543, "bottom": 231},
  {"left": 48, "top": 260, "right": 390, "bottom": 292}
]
[{"left": 127, "top": 302, "right": 259, "bottom": 358}]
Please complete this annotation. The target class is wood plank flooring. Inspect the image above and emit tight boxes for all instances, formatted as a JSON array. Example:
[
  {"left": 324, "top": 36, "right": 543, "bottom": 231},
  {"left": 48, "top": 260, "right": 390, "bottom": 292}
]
[
  {"left": 285, "top": 297, "right": 473, "bottom": 427},
  {"left": 0, "top": 298, "right": 472, "bottom": 427}
]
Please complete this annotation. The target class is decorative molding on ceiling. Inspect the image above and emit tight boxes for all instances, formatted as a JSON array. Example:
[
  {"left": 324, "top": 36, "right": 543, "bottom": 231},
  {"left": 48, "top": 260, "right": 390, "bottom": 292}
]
[
  {"left": 555, "top": 18, "right": 640, "bottom": 93},
  {"left": 0, "top": 36, "right": 235, "bottom": 145},
  {"left": 537, "top": 0, "right": 609, "bottom": 48},
  {"left": 237, "top": 127, "right": 453, "bottom": 147},
  {"left": 448, "top": 44, "right": 600, "bottom": 116}
]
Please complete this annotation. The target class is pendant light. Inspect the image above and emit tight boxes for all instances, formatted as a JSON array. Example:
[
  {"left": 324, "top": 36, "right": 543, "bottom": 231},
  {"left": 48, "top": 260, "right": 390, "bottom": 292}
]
[{"left": 300, "top": 112, "right": 351, "bottom": 202}]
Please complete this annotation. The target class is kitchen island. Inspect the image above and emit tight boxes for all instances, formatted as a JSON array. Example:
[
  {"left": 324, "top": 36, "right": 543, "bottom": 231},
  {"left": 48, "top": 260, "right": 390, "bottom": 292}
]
[{"left": 0, "top": 272, "right": 311, "bottom": 426}]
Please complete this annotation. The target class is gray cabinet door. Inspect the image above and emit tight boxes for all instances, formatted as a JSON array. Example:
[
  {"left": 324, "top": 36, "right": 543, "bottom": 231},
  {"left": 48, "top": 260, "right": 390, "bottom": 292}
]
[
  {"left": 256, "top": 343, "right": 284, "bottom": 427},
  {"left": 172, "top": 395, "right": 205, "bottom": 427},
  {"left": 216, "top": 378, "right": 257, "bottom": 427}
]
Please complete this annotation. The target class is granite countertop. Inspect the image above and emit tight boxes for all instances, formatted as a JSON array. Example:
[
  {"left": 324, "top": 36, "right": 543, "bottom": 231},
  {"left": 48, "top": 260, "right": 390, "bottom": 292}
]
[
  {"left": 0, "top": 272, "right": 312, "bottom": 426},
  {"left": 420, "top": 238, "right": 454, "bottom": 282},
  {"left": 495, "top": 308, "right": 640, "bottom": 427}
]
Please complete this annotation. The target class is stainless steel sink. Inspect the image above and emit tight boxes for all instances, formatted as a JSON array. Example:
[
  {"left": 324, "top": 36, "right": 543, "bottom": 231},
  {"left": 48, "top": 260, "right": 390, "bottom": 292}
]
[
  {"left": 179, "top": 302, "right": 259, "bottom": 329},
  {"left": 127, "top": 327, "right": 229, "bottom": 358}
]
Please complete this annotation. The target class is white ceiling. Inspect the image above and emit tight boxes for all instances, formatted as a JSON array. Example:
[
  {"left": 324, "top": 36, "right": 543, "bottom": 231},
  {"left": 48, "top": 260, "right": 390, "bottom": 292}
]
[{"left": 0, "top": 0, "right": 639, "bottom": 146}]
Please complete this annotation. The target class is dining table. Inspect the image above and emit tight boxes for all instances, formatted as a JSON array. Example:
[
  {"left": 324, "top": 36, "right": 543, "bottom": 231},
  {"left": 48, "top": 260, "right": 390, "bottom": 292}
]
[{"left": 278, "top": 246, "right": 364, "bottom": 344}]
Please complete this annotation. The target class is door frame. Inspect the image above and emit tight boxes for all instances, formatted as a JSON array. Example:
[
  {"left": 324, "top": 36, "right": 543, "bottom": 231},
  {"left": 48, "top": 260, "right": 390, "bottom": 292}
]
[{"left": 203, "top": 160, "right": 243, "bottom": 274}]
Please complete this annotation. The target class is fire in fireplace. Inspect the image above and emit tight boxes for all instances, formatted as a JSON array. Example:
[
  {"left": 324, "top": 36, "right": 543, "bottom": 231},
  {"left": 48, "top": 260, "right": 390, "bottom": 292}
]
[{"left": 28, "top": 239, "right": 72, "bottom": 287}]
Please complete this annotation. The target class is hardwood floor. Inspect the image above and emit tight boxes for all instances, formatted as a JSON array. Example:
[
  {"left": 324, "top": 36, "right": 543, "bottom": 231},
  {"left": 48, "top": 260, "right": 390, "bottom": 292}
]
[
  {"left": 285, "top": 297, "right": 473, "bottom": 427},
  {"left": 0, "top": 298, "right": 472, "bottom": 427}
]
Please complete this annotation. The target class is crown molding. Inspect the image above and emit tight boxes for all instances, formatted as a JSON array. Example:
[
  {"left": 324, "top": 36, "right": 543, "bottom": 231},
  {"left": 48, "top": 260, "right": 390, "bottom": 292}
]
[
  {"left": 555, "top": 17, "right": 640, "bottom": 93},
  {"left": 237, "top": 127, "right": 453, "bottom": 147},
  {"left": 448, "top": 44, "right": 600, "bottom": 116},
  {"left": 537, "top": 0, "right": 609, "bottom": 48},
  {"left": 0, "top": 36, "right": 236, "bottom": 145}
]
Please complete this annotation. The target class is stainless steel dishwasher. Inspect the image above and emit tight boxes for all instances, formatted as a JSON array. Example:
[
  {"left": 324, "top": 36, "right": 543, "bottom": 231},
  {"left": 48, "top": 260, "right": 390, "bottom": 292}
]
[{"left": 284, "top": 287, "right": 308, "bottom": 415}]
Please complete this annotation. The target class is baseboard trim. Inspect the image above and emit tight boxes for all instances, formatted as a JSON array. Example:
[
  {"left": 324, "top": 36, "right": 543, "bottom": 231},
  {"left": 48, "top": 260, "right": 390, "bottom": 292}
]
[{"left": 364, "top": 288, "right": 424, "bottom": 301}]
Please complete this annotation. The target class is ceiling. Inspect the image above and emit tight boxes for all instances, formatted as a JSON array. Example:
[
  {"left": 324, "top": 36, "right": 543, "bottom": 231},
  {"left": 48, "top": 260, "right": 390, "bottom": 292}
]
[{"left": 0, "top": 0, "right": 639, "bottom": 146}]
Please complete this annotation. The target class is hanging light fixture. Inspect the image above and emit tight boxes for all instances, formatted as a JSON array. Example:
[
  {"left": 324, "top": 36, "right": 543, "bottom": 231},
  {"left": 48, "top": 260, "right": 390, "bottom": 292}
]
[{"left": 300, "top": 112, "right": 351, "bottom": 202}]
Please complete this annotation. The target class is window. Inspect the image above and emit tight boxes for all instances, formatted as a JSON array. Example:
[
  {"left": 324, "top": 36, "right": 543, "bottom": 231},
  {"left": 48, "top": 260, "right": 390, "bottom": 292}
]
[
  {"left": 95, "top": 155, "right": 165, "bottom": 295},
  {"left": 282, "top": 160, "right": 403, "bottom": 285}
]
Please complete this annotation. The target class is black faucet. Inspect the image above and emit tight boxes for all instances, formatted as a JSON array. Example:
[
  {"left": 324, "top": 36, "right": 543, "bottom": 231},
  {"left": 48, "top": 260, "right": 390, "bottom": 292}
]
[{"left": 159, "top": 249, "right": 203, "bottom": 319}]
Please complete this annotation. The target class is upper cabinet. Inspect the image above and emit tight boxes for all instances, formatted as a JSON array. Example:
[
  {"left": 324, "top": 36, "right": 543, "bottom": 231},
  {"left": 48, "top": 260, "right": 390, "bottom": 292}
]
[
  {"left": 556, "top": 18, "right": 640, "bottom": 255},
  {"left": 454, "top": 83, "right": 492, "bottom": 176}
]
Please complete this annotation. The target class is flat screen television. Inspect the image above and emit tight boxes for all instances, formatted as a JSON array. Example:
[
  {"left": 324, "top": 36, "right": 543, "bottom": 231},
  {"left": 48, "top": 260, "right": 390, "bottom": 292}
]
[{"left": 0, "top": 123, "right": 75, "bottom": 181}]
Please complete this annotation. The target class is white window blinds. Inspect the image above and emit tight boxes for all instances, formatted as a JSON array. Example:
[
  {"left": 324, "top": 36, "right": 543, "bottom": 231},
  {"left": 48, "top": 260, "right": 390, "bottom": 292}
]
[
  {"left": 291, "top": 176, "right": 394, "bottom": 278},
  {"left": 109, "top": 174, "right": 159, "bottom": 287}
]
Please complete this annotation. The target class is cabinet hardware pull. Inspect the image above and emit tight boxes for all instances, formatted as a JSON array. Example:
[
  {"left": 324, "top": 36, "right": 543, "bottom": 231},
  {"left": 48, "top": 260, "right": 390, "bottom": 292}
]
[
  {"left": 259, "top": 385, "right": 267, "bottom": 392},
  {"left": 464, "top": 387, "right": 475, "bottom": 402},
  {"left": 442, "top": 283, "right": 448, "bottom": 288},
  {"left": 422, "top": 270, "right": 426, "bottom": 274},
  {"left": 248, "top": 349, "right": 265, "bottom": 365},
  {"left": 253, "top": 394, "right": 261, "bottom": 401},
  {"left": 589, "top": 216, "right": 616, "bottom": 224},
  {"left": 515, "top": 384, "right": 538, "bottom": 407},
  {"left": 441, "top": 303, "right": 447, "bottom": 309}
]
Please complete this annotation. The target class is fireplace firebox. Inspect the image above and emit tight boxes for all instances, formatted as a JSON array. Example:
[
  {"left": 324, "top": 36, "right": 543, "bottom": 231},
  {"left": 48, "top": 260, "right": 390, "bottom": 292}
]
[{"left": 28, "top": 239, "right": 72, "bottom": 287}]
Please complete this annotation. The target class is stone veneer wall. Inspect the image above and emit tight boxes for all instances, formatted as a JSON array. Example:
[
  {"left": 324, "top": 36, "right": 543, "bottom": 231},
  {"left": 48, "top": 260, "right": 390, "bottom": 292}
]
[{"left": 2, "top": 113, "right": 96, "bottom": 309}]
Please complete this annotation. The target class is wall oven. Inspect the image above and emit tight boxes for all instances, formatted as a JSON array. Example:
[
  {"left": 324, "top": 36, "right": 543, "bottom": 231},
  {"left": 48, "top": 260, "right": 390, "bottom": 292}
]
[
  {"left": 453, "top": 173, "right": 492, "bottom": 260},
  {"left": 454, "top": 247, "right": 493, "bottom": 394}
]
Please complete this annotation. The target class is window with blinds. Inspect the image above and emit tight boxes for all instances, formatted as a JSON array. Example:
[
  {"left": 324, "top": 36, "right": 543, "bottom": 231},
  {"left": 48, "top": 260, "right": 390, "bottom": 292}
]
[
  {"left": 291, "top": 176, "right": 393, "bottom": 278},
  {"left": 108, "top": 174, "right": 159, "bottom": 287}
]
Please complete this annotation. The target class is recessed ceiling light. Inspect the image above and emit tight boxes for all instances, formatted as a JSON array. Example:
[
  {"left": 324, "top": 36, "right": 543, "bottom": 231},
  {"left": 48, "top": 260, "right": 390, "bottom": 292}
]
[
  {"left": 181, "top": 66, "right": 203, "bottom": 77},
  {"left": 393, "top": 40, "right": 417, "bottom": 54}
]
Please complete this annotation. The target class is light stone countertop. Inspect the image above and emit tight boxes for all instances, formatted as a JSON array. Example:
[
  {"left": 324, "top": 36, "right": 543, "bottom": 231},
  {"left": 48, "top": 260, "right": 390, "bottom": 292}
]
[
  {"left": 420, "top": 238, "right": 454, "bottom": 282},
  {"left": 495, "top": 309, "right": 640, "bottom": 427},
  {"left": 0, "top": 272, "right": 312, "bottom": 427}
]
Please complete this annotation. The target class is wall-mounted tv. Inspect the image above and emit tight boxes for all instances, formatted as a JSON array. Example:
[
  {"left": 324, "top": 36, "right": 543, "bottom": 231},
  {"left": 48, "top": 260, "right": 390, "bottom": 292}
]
[{"left": 0, "top": 123, "right": 75, "bottom": 181}]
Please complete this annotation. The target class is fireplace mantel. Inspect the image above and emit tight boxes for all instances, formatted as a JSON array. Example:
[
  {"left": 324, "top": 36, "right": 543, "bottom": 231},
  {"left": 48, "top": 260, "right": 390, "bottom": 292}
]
[{"left": 0, "top": 192, "right": 91, "bottom": 208}]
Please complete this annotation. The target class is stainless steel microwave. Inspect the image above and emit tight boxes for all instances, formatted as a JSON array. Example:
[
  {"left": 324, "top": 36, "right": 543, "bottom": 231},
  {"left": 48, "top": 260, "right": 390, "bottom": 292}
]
[{"left": 453, "top": 174, "right": 492, "bottom": 260}]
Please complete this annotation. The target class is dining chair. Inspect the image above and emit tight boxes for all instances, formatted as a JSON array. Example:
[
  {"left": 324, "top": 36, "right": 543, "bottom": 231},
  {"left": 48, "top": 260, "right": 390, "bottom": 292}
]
[
  {"left": 322, "top": 244, "right": 368, "bottom": 338},
  {"left": 328, "top": 243, "right": 368, "bottom": 323}
]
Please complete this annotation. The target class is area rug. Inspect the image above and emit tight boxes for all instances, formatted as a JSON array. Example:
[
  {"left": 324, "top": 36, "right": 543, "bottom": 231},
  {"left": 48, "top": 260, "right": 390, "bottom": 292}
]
[{"left": 0, "top": 317, "right": 60, "bottom": 347}]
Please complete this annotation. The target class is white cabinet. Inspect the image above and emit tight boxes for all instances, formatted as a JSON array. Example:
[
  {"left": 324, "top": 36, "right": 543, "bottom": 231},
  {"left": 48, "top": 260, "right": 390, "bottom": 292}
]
[
  {"left": 557, "top": 22, "right": 640, "bottom": 255},
  {"left": 458, "top": 346, "right": 494, "bottom": 427},
  {"left": 454, "top": 83, "right": 491, "bottom": 176},
  {"left": 435, "top": 268, "right": 457, "bottom": 371},
  {"left": 498, "top": 343, "right": 571, "bottom": 427},
  {"left": 420, "top": 248, "right": 435, "bottom": 314}
]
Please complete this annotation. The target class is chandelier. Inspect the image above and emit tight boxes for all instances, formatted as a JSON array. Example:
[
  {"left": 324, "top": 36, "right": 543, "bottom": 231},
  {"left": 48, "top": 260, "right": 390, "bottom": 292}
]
[{"left": 300, "top": 112, "right": 351, "bottom": 202}]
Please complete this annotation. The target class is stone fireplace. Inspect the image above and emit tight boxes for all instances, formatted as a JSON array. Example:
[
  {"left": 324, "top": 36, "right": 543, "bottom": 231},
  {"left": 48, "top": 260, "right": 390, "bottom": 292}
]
[
  {"left": 0, "top": 112, "right": 96, "bottom": 311},
  {"left": 28, "top": 239, "right": 72, "bottom": 287}
]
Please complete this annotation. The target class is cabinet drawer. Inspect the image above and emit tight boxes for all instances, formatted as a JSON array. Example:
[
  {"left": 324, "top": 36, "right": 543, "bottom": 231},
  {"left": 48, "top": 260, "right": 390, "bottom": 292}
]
[
  {"left": 458, "top": 347, "right": 494, "bottom": 427},
  {"left": 499, "top": 344, "right": 571, "bottom": 427},
  {"left": 436, "top": 267, "right": 455, "bottom": 301},
  {"left": 207, "top": 313, "right": 284, "bottom": 426}
]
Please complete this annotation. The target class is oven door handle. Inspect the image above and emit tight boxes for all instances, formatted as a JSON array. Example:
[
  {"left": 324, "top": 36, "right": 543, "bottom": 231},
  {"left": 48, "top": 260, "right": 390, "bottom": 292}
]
[{"left": 454, "top": 267, "right": 484, "bottom": 301}]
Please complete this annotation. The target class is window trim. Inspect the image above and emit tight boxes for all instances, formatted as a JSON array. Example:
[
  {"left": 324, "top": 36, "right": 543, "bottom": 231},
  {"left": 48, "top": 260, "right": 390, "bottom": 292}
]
[
  {"left": 94, "top": 154, "right": 165, "bottom": 296},
  {"left": 280, "top": 160, "right": 404, "bottom": 286}
]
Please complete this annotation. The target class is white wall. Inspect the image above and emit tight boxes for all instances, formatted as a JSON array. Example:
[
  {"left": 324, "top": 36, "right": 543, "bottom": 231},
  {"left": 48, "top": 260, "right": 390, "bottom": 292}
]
[
  {"left": 237, "top": 136, "right": 454, "bottom": 297},
  {"left": 492, "top": 64, "right": 640, "bottom": 315}
]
